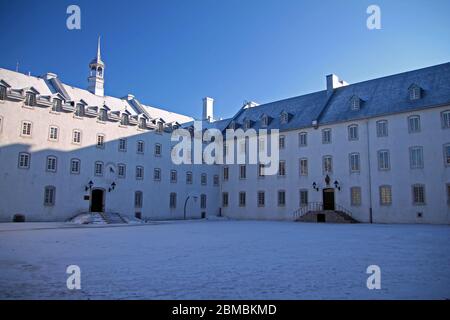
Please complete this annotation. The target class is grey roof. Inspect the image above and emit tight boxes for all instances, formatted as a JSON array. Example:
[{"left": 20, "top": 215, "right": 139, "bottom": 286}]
[{"left": 224, "top": 62, "right": 450, "bottom": 131}]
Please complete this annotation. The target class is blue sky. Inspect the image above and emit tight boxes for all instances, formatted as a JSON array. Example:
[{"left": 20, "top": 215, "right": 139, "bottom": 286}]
[{"left": 1, "top": 0, "right": 449, "bottom": 119}]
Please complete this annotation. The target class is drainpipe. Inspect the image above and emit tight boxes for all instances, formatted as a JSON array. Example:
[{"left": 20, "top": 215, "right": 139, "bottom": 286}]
[{"left": 366, "top": 120, "right": 373, "bottom": 223}]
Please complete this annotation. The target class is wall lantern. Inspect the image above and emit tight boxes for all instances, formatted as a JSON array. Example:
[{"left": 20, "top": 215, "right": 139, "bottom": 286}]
[
  {"left": 85, "top": 180, "right": 94, "bottom": 192},
  {"left": 108, "top": 182, "right": 116, "bottom": 192},
  {"left": 334, "top": 180, "right": 341, "bottom": 191},
  {"left": 312, "top": 182, "right": 319, "bottom": 192}
]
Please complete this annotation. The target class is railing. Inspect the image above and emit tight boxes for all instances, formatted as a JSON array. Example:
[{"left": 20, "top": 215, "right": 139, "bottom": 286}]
[
  {"left": 293, "top": 202, "right": 323, "bottom": 221},
  {"left": 334, "top": 204, "right": 354, "bottom": 218}
]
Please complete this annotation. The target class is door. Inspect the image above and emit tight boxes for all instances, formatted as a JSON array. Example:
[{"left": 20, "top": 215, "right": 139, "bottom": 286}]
[
  {"left": 90, "top": 189, "right": 105, "bottom": 212},
  {"left": 323, "top": 188, "right": 335, "bottom": 210}
]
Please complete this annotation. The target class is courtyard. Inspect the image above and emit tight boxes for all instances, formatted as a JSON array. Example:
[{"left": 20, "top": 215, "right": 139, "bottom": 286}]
[{"left": 0, "top": 220, "right": 449, "bottom": 299}]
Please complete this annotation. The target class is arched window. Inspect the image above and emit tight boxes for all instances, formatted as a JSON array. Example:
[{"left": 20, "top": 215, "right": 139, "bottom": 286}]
[{"left": 25, "top": 92, "right": 36, "bottom": 106}]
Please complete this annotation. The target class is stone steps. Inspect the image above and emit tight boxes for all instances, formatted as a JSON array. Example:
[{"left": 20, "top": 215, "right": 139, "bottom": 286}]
[{"left": 296, "top": 210, "right": 359, "bottom": 223}]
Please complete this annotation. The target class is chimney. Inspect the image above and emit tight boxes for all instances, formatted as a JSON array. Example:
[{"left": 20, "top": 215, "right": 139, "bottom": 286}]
[
  {"left": 203, "top": 97, "right": 214, "bottom": 122},
  {"left": 326, "top": 74, "right": 348, "bottom": 96}
]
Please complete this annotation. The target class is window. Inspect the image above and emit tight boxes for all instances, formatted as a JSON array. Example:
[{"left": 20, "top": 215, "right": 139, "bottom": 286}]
[
  {"left": 25, "top": 92, "right": 36, "bottom": 106},
  {"left": 408, "top": 115, "right": 421, "bottom": 133},
  {"left": 257, "top": 191, "right": 265, "bottom": 207},
  {"left": 95, "top": 161, "right": 103, "bottom": 176},
  {"left": 118, "top": 164, "right": 126, "bottom": 178},
  {"left": 349, "top": 153, "right": 360, "bottom": 173},
  {"left": 299, "top": 189, "right": 308, "bottom": 207},
  {"left": 299, "top": 158, "right": 308, "bottom": 176},
  {"left": 96, "top": 134, "right": 105, "bottom": 148},
  {"left": 379, "top": 185, "right": 392, "bottom": 205},
  {"left": 377, "top": 150, "right": 390, "bottom": 170},
  {"left": 280, "top": 112, "right": 289, "bottom": 124},
  {"left": 46, "top": 156, "right": 57, "bottom": 172},
  {"left": 21, "top": 121, "right": 32, "bottom": 136},
  {"left": 258, "top": 163, "right": 265, "bottom": 178},
  {"left": 118, "top": 139, "right": 127, "bottom": 152},
  {"left": 169, "top": 193, "right": 177, "bottom": 208},
  {"left": 298, "top": 132, "right": 307, "bottom": 147},
  {"left": 201, "top": 173, "right": 207, "bottom": 185},
  {"left": 376, "top": 120, "right": 388, "bottom": 137},
  {"left": 137, "top": 140, "right": 144, "bottom": 154},
  {"left": 279, "top": 135, "right": 285, "bottom": 149},
  {"left": 222, "top": 192, "right": 229, "bottom": 207},
  {"left": 53, "top": 98, "right": 62, "bottom": 112},
  {"left": 49, "top": 126, "right": 59, "bottom": 141},
  {"left": 186, "top": 171, "right": 193, "bottom": 184},
  {"left": 441, "top": 110, "right": 450, "bottom": 129},
  {"left": 0, "top": 85, "right": 6, "bottom": 100},
  {"left": 223, "top": 143, "right": 229, "bottom": 156},
  {"left": 213, "top": 175, "right": 219, "bottom": 186},
  {"left": 409, "top": 146, "right": 424, "bottom": 169},
  {"left": 44, "top": 186, "right": 56, "bottom": 206},
  {"left": 350, "top": 187, "right": 361, "bottom": 206},
  {"left": 323, "top": 155, "right": 333, "bottom": 174},
  {"left": 121, "top": 114, "right": 129, "bottom": 125},
  {"left": 153, "top": 168, "right": 161, "bottom": 181},
  {"left": 99, "top": 109, "right": 108, "bottom": 121},
  {"left": 350, "top": 96, "right": 360, "bottom": 110},
  {"left": 170, "top": 170, "right": 177, "bottom": 183},
  {"left": 239, "top": 165, "right": 246, "bottom": 179},
  {"left": 412, "top": 184, "right": 425, "bottom": 205},
  {"left": 200, "top": 194, "right": 207, "bottom": 209},
  {"left": 70, "top": 158, "right": 80, "bottom": 174},
  {"left": 135, "top": 191, "right": 143, "bottom": 209},
  {"left": 278, "top": 190, "right": 286, "bottom": 207},
  {"left": 447, "top": 184, "right": 450, "bottom": 205},
  {"left": 239, "top": 192, "right": 246, "bottom": 207},
  {"left": 348, "top": 125, "right": 359, "bottom": 141},
  {"left": 18, "top": 152, "right": 30, "bottom": 169},
  {"left": 261, "top": 115, "right": 269, "bottom": 127},
  {"left": 322, "top": 129, "right": 331, "bottom": 144},
  {"left": 409, "top": 86, "right": 421, "bottom": 100},
  {"left": 72, "top": 130, "right": 81, "bottom": 144},
  {"left": 278, "top": 160, "right": 286, "bottom": 176},
  {"left": 444, "top": 144, "right": 450, "bottom": 166},
  {"left": 139, "top": 117, "right": 147, "bottom": 129},
  {"left": 136, "top": 166, "right": 144, "bottom": 180},
  {"left": 154, "top": 143, "right": 161, "bottom": 156},
  {"left": 75, "top": 104, "right": 85, "bottom": 117},
  {"left": 223, "top": 166, "right": 229, "bottom": 181}
]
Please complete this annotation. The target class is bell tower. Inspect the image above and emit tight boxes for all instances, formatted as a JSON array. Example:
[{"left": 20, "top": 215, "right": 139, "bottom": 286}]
[{"left": 88, "top": 37, "right": 105, "bottom": 96}]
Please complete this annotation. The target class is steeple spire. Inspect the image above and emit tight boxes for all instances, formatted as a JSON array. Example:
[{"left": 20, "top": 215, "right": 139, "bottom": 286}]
[
  {"left": 88, "top": 36, "right": 105, "bottom": 96},
  {"left": 97, "top": 36, "right": 101, "bottom": 61}
]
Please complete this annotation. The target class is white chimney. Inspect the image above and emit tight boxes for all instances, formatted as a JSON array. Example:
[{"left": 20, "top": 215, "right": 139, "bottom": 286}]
[
  {"left": 326, "top": 74, "right": 348, "bottom": 96},
  {"left": 203, "top": 97, "right": 214, "bottom": 122}
]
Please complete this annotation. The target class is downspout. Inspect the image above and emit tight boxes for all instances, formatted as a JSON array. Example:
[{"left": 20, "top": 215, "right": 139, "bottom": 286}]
[{"left": 366, "top": 120, "right": 373, "bottom": 223}]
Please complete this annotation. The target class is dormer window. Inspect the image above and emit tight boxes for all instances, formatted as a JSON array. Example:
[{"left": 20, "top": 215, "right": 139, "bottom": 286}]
[
  {"left": 0, "top": 85, "right": 6, "bottom": 101},
  {"left": 121, "top": 114, "right": 129, "bottom": 125},
  {"left": 261, "top": 115, "right": 270, "bottom": 127},
  {"left": 99, "top": 109, "right": 108, "bottom": 121},
  {"left": 350, "top": 96, "right": 361, "bottom": 110},
  {"left": 280, "top": 111, "right": 289, "bottom": 124},
  {"left": 244, "top": 119, "right": 252, "bottom": 130},
  {"left": 409, "top": 85, "right": 422, "bottom": 100},
  {"left": 53, "top": 98, "right": 62, "bottom": 112},
  {"left": 75, "top": 103, "right": 85, "bottom": 117},
  {"left": 157, "top": 122, "right": 164, "bottom": 133},
  {"left": 139, "top": 118, "right": 147, "bottom": 129},
  {"left": 25, "top": 92, "right": 36, "bottom": 106}
]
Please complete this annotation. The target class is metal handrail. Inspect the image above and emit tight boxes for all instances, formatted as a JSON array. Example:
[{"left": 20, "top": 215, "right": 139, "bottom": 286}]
[
  {"left": 293, "top": 202, "right": 354, "bottom": 220},
  {"left": 334, "top": 204, "right": 353, "bottom": 218}
]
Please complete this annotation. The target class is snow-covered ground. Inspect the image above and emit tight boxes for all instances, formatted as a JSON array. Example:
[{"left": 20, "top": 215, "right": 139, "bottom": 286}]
[{"left": 0, "top": 220, "right": 449, "bottom": 299}]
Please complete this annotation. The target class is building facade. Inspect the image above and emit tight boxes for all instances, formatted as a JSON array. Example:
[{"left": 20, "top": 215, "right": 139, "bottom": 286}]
[{"left": 0, "top": 43, "right": 449, "bottom": 224}]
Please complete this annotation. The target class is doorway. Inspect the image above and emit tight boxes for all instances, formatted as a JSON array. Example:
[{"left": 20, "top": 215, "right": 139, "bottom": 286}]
[
  {"left": 90, "top": 188, "right": 105, "bottom": 212},
  {"left": 323, "top": 188, "right": 335, "bottom": 210}
]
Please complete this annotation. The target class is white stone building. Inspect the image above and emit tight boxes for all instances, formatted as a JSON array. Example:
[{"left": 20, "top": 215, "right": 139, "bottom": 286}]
[{"left": 0, "top": 41, "right": 449, "bottom": 224}]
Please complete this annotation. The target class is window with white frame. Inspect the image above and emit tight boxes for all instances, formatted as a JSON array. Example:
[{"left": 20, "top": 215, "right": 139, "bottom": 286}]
[
  {"left": 350, "top": 96, "right": 360, "bottom": 110},
  {"left": 299, "top": 189, "right": 308, "bottom": 207},
  {"left": 136, "top": 166, "right": 144, "bottom": 180},
  {"left": 409, "top": 146, "right": 424, "bottom": 169},
  {"left": 239, "top": 191, "right": 246, "bottom": 207},
  {"left": 349, "top": 153, "right": 361, "bottom": 173},
  {"left": 170, "top": 170, "right": 177, "bottom": 183},
  {"left": 379, "top": 185, "right": 392, "bottom": 205},
  {"left": 298, "top": 132, "right": 307, "bottom": 147},
  {"left": 322, "top": 128, "right": 331, "bottom": 144},
  {"left": 121, "top": 114, "right": 129, "bottom": 125},
  {"left": 348, "top": 124, "right": 359, "bottom": 141},
  {"left": 279, "top": 135, "right": 285, "bottom": 149},
  {"left": 213, "top": 175, "right": 219, "bottom": 186},
  {"left": 44, "top": 186, "right": 56, "bottom": 206},
  {"left": 135, "top": 191, "right": 143, "bottom": 209},
  {"left": 137, "top": 140, "right": 144, "bottom": 154},
  {"left": 239, "top": 165, "right": 246, "bottom": 179},
  {"left": 223, "top": 166, "right": 229, "bottom": 181},
  {"left": 46, "top": 156, "right": 57, "bottom": 172},
  {"left": 25, "top": 92, "right": 36, "bottom": 106},
  {"left": 323, "top": 155, "right": 333, "bottom": 174},
  {"left": 444, "top": 144, "right": 450, "bottom": 166},
  {"left": 441, "top": 110, "right": 450, "bottom": 129},
  {"left": 278, "top": 160, "right": 286, "bottom": 176},
  {"left": 280, "top": 112, "right": 289, "bottom": 124},
  {"left": 75, "top": 104, "right": 85, "bottom": 117},
  {"left": 350, "top": 187, "right": 361, "bottom": 206},
  {"left": 21, "top": 121, "right": 32, "bottom": 136},
  {"left": 377, "top": 150, "right": 390, "bottom": 170},
  {"left": 408, "top": 115, "right": 421, "bottom": 133},
  {"left": 376, "top": 120, "right": 388, "bottom": 137},
  {"left": 72, "top": 130, "right": 81, "bottom": 144},
  {"left": 70, "top": 158, "right": 80, "bottom": 174},
  {"left": 99, "top": 109, "right": 108, "bottom": 121},
  {"left": 261, "top": 115, "right": 269, "bottom": 127},
  {"left": 95, "top": 161, "right": 103, "bottom": 176},
  {"left": 18, "top": 152, "right": 30, "bottom": 169},
  {"left": 201, "top": 173, "right": 207, "bottom": 185},
  {"left": 153, "top": 168, "right": 161, "bottom": 181},
  {"left": 48, "top": 126, "right": 59, "bottom": 141},
  {"left": 299, "top": 158, "right": 308, "bottom": 176},
  {"left": 0, "top": 85, "right": 6, "bottom": 100},
  {"left": 222, "top": 192, "right": 229, "bottom": 207},
  {"left": 118, "top": 139, "right": 127, "bottom": 152},
  {"left": 186, "top": 171, "right": 193, "bottom": 184},
  {"left": 169, "top": 193, "right": 177, "bottom": 208},
  {"left": 96, "top": 134, "right": 105, "bottom": 148},
  {"left": 412, "top": 184, "right": 425, "bottom": 205},
  {"left": 118, "top": 163, "right": 126, "bottom": 178},
  {"left": 278, "top": 190, "right": 286, "bottom": 207},
  {"left": 53, "top": 98, "right": 62, "bottom": 112},
  {"left": 409, "top": 86, "right": 421, "bottom": 100},
  {"left": 154, "top": 143, "right": 161, "bottom": 156},
  {"left": 200, "top": 194, "right": 207, "bottom": 209},
  {"left": 257, "top": 191, "right": 265, "bottom": 207}
]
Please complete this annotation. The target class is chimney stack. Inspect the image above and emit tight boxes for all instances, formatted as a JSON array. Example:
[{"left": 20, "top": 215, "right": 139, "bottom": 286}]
[
  {"left": 203, "top": 97, "right": 214, "bottom": 122},
  {"left": 326, "top": 74, "right": 348, "bottom": 96}
]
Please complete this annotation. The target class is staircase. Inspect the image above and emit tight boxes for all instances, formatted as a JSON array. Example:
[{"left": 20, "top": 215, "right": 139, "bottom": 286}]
[
  {"left": 98, "top": 212, "right": 127, "bottom": 224},
  {"left": 293, "top": 202, "right": 359, "bottom": 223}
]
